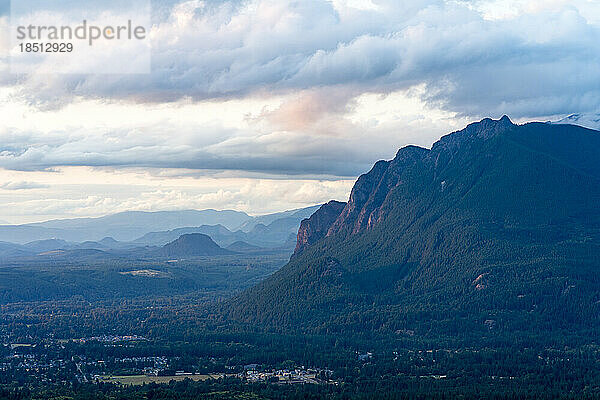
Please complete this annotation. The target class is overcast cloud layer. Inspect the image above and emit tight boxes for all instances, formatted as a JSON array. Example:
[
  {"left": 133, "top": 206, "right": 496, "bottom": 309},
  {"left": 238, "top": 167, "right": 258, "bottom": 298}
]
[{"left": 0, "top": 0, "right": 598, "bottom": 221}]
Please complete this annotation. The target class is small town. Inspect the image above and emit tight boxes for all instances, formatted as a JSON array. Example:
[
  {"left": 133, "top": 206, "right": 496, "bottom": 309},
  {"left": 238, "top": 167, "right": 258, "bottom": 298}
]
[{"left": 1, "top": 338, "right": 336, "bottom": 387}]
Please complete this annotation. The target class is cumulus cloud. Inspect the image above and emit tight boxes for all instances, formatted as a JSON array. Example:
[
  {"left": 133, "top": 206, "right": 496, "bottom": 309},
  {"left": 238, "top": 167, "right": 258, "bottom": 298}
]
[
  {"left": 8, "top": 0, "right": 594, "bottom": 179},
  {"left": 4, "top": 0, "right": 599, "bottom": 118}
]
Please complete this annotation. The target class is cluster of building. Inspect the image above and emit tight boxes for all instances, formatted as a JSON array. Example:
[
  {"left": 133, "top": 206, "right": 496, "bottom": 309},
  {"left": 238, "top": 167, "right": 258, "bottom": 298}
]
[
  {"left": 243, "top": 367, "right": 333, "bottom": 385},
  {"left": 1, "top": 341, "right": 170, "bottom": 384},
  {"left": 0, "top": 347, "right": 73, "bottom": 385},
  {"left": 73, "top": 335, "right": 147, "bottom": 344},
  {"left": 1, "top": 353, "right": 69, "bottom": 374},
  {"left": 1, "top": 339, "right": 335, "bottom": 387}
]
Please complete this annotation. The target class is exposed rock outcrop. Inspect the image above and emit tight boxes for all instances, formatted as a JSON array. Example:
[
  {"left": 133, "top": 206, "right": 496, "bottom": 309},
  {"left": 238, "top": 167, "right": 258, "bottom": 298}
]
[{"left": 294, "top": 201, "right": 346, "bottom": 256}]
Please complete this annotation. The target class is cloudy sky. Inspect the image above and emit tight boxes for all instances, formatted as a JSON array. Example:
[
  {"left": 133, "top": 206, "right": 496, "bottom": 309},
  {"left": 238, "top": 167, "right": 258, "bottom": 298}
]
[{"left": 0, "top": 0, "right": 598, "bottom": 223}]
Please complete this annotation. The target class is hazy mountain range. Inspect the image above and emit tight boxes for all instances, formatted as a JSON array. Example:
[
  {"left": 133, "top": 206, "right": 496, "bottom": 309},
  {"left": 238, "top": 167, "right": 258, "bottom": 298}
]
[
  {"left": 134, "top": 206, "right": 320, "bottom": 248},
  {"left": 0, "top": 231, "right": 269, "bottom": 264},
  {"left": 0, "top": 205, "right": 321, "bottom": 258},
  {"left": 0, "top": 210, "right": 249, "bottom": 243},
  {"left": 0, "top": 206, "right": 318, "bottom": 247}
]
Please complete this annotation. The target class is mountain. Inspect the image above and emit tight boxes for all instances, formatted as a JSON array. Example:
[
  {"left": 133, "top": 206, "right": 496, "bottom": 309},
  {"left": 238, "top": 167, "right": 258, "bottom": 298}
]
[
  {"left": 294, "top": 201, "right": 346, "bottom": 256},
  {"left": 23, "top": 239, "right": 71, "bottom": 253},
  {"left": 235, "top": 206, "right": 321, "bottom": 232},
  {"left": 6, "top": 237, "right": 133, "bottom": 255},
  {"left": 0, "top": 205, "right": 321, "bottom": 260},
  {"left": 0, "top": 206, "right": 323, "bottom": 247},
  {"left": 0, "top": 210, "right": 252, "bottom": 244},
  {"left": 0, "top": 226, "right": 71, "bottom": 245},
  {"left": 227, "top": 117, "right": 600, "bottom": 335},
  {"left": 0, "top": 241, "right": 30, "bottom": 258},
  {"left": 159, "top": 233, "right": 233, "bottom": 258},
  {"left": 99, "top": 237, "right": 120, "bottom": 246},
  {"left": 27, "top": 210, "right": 251, "bottom": 242},
  {"left": 246, "top": 218, "right": 304, "bottom": 248},
  {"left": 32, "top": 210, "right": 251, "bottom": 232},
  {"left": 83, "top": 237, "right": 135, "bottom": 250},
  {"left": 227, "top": 241, "right": 263, "bottom": 252},
  {"left": 134, "top": 225, "right": 236, "bottom": 247},
  {"left": 133, "top": 205, "right": 324, "bottom": 249},
  {"left": 553, "top": 113, "right": 600, "bottom": 131}
]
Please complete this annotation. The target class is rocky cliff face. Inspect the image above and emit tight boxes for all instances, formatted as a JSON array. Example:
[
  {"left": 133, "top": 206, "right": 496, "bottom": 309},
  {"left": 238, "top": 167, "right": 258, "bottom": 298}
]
[
  {"left": 296, "top": 117, "right": 517, "bottom": 249},
  {"left": 327, "top": 146, "right": 430, "bottom": 236},
  {"left": 327, "top": 116, "right": 516, "bottom": 237},
  {"left": 294, "top": 200, "right": 346, "bottom": 256}
]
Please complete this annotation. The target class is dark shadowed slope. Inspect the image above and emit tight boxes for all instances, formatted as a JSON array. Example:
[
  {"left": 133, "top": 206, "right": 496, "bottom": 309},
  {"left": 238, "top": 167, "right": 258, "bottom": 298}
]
[{"left": 227, "top": 117, "right": 600, "bottom": 335}]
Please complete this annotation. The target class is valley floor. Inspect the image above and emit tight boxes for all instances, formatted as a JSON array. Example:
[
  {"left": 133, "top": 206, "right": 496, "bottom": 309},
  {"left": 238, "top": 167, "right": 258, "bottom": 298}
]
[{"left": 1, "top": 295, "right": 600, "bottom": 399}]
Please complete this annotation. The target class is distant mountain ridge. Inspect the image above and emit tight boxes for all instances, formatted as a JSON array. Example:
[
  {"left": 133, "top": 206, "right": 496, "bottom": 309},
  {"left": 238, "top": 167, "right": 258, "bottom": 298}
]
[
  {"left": 235, "top": 205, "right": 321, "bottom": 232},
  {"left": 132, "top": 205, "right": 324, "bottom": 249},
  {"left": 0, "top": 206, "right": 321, "bottom": 245},
  {"left": 227, "top": 117, "right": 600, "bottom": 335},
  {"left": 226, "top": 241, "right": 262, "bottom": 252}
]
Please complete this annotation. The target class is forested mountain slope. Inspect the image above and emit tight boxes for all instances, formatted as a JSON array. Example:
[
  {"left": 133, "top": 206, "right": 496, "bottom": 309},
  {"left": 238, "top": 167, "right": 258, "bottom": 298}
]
[{"left": 227, "top": 117, "right": 600, "bottom": 336}]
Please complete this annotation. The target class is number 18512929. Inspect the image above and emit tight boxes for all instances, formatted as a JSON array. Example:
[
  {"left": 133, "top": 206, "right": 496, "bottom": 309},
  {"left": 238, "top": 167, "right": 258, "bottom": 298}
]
[{"left": 19, "top": 42, "right": 74, "bottom": 52}]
